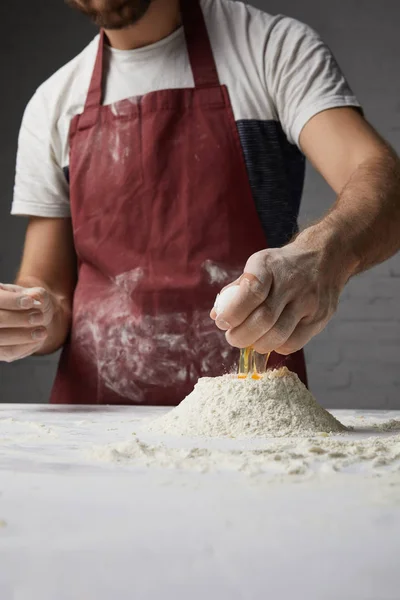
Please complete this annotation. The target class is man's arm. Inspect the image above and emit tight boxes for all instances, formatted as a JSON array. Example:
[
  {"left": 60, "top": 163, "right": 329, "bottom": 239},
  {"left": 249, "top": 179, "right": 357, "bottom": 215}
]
[
  {"left": 297, "top": 107, "right": 400, "bottom": 276},
  {"left": 15, "top": 217, "right": 76, "bottom": 355},
  {"left": 212, "top": 109, "right": 400, "bottom": 355}
]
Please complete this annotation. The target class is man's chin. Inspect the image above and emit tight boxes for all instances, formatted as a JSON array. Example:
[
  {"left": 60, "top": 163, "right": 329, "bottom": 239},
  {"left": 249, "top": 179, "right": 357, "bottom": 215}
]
[
  {"left": 91, "top": 15, "right": 139, "bottom": 30},
  {"left": 65, "top": 0, "right": 153, "bottom": 29}
]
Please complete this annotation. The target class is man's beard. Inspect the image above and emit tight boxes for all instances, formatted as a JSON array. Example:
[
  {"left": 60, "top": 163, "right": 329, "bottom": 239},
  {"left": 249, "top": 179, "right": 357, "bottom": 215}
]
[{"left": 65, "top": 0, "right": 153, "bottom": 30}]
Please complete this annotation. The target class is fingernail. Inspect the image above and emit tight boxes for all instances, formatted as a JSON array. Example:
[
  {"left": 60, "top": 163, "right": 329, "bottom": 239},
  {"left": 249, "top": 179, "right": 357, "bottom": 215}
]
[
  {"left": 32, "top": 328, "right": 47, "bottom": 341},
  {"left": 216, "top": 319, "right": 231, "bottom": 330},
  {"left": 29, "top": 312, "right": 43, "bottom": 326},
  {"left": 33, "top": 300, "right": 42, "bottom": 307},
  {"left": 19, "top": 296, "right": 33, "bottom": 309}
]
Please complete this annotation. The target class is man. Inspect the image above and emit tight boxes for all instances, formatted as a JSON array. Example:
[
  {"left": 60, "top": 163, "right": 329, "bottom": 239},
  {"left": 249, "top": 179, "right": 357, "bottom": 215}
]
[{"left": 1, "top": 0, "right": 400, "bottom": 405}]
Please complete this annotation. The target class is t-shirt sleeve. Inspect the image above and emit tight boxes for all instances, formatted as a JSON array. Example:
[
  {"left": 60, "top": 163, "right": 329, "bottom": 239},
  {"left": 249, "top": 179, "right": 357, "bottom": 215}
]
[
  {"left": 12, "top": 89, "right": 71, "bottom": 218},
  {"left": 266, "top": 17, "right": 361, "bottom": 147}
]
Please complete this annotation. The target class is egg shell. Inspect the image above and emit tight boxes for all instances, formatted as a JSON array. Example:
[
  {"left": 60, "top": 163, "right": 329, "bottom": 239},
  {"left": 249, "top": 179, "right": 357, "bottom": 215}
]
[{"left": 214, "top": 285, "right": 240, "bottom": 316}]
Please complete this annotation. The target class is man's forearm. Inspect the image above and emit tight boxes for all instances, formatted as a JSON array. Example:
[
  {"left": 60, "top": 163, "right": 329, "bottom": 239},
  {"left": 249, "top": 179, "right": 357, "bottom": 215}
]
[
  {"left": 15, "top": 275, "right": 73, "bottom": 355},
  {"left": 294, "top": 147, "right": 400, "bottom": 280}
]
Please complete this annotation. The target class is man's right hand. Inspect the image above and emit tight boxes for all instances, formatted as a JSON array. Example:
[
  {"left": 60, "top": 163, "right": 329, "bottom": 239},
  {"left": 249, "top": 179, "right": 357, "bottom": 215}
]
[{"left": 0, "top": 284, "right": 56, "bottom": 362}]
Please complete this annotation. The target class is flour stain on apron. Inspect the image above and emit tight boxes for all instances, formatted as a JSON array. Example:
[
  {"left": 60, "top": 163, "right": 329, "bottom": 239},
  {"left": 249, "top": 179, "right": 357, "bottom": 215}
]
[
  {"left": 202, "top": 260, "right": 241, "bottom": 285},
  {"left": 73, "top": 267, "right": 237, "bottom": 402}
]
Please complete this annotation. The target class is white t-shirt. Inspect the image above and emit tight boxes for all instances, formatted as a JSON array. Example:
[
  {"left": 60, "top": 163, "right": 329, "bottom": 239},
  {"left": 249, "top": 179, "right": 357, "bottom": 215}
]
[{"left": 12, "top": 0, "right": 360, "bottom": 246}]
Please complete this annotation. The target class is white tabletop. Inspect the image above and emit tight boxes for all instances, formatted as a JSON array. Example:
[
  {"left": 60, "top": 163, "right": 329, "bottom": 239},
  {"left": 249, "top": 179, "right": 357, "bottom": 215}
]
[{"left": 0, "top": 404, "right": 400, "bottom": 600}]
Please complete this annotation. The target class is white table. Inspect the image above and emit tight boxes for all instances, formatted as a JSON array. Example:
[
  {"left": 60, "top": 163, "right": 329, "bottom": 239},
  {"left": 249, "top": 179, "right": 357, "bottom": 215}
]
[{"left": 0, "top": 404, "right": 400, "bottom": 600}]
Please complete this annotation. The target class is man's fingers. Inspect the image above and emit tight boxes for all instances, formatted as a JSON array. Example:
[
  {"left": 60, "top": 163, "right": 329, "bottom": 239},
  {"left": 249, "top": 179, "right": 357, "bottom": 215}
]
[
  {"left": 24, "top": 288, "right": 54, "bottom": 327},
  {"left": 274, "top": 322, "right": 317, "bottom": 356},
  {"left": 0, "top": 284, "right": 42, "bottom": 311},
  {"left": 215, "top": 272, "right": 273, "bottom": 330},
  {"left": 0, "top": 327, "right": 48, "bottom": 346},
  {"left": 250, "top": 305, "right": 300, "bottom": 354},
  {"left": 24, "top": 287, "right": 51, "bottom": 312},
  {"left": 226, "top": 297, "right": 285, "bottom": 348},
  {"left": 0, "top": 284, "right": 49, "bottom": 312},
  {"left": 0, "top": 309, "right": 45, "bottom": 329},
  {"left": 0, "top": 284, "right": 25, "bottom": 294}
]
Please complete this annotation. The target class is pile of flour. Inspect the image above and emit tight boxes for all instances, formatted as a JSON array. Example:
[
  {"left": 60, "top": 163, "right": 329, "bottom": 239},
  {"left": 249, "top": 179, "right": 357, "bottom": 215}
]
[{"left": 148, "top": 367, "right": 346, "bottom": 439}]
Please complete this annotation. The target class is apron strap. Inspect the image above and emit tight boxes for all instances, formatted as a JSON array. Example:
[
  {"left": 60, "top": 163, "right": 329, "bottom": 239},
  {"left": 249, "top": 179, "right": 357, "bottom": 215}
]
[
  {"left": 79, "top": 0, "right": 219, "bottom": 126},
  {"left": 181, "top": 0, "right": 221, "bottom": 88},
  {"left": 84, "top": 29, "right": 106, "bottom": 110},
  {"left": 78, "top": 30, "right": 105, "bottom": 130}
]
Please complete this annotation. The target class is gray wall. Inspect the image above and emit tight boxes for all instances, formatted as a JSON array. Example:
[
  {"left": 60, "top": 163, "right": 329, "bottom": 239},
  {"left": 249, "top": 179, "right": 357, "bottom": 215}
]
[{"left": 0, "top": 0, "right": 399, "bottom": 407}]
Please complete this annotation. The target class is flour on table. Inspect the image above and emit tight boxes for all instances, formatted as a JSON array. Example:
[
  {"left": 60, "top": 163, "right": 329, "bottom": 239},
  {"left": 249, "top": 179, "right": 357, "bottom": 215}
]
[
  {"left": 0, "top": 418, "right": 57, "bottom": 441},
  {"left": 147, "top": 367, "right": 346, "bottom": 439},
  {"left": 89, "top": 432, "right": 400, "bottom": 479},
  {"left": 378, "top": 420, "right": 400, "bottom": 432}
]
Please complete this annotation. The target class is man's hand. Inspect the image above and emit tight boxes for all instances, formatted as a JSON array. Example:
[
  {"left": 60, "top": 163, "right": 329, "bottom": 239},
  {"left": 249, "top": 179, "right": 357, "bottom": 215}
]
[
  {"left": 211, "top": 108, "right": 400, "bottom": 354},
  {"left": 211, "top": 239, "right": 352, "bottom": 355},
  {"left": 6, "top": 217, "right": 77, "bottom": 358},
  {"left": 0, "top": 284, "right": 57, "bottom": 362}
]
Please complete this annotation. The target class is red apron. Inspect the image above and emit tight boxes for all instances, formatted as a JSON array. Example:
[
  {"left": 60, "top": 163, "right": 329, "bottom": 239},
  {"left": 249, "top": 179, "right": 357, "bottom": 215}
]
[{"left": 50, "top": 0, "right": 307, "bottom": 405}]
